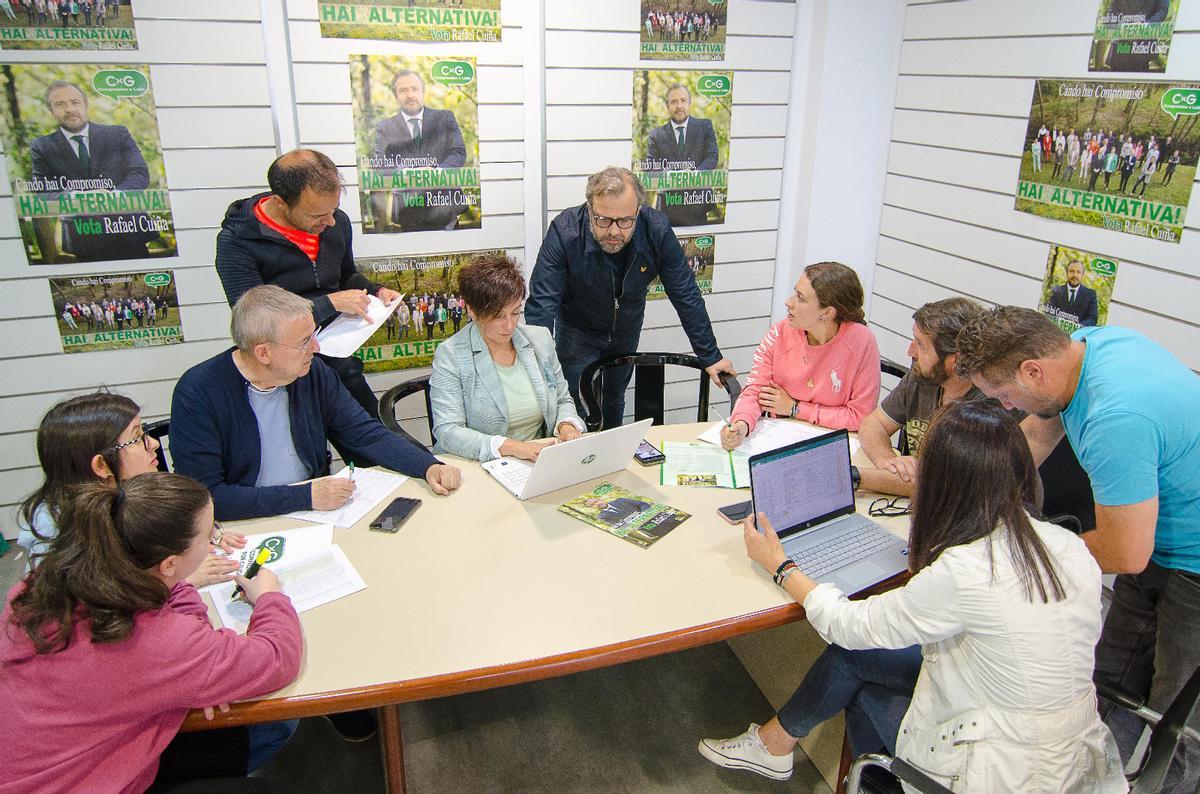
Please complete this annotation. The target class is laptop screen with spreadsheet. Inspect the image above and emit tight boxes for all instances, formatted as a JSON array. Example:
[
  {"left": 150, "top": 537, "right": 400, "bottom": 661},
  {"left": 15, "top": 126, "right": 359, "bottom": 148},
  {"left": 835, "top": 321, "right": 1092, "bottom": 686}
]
[{"left": 748, "top": 430, "right": 856, "bottom": 539}]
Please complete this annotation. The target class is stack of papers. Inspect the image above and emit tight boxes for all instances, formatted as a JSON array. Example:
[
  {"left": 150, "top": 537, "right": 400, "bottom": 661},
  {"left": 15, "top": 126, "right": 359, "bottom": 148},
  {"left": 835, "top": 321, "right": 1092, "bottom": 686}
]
[
  {"left": 696, "top": 417, "right": 858, "bottom": 457},
  {"left": 286, "top": 467, "right": 408, "bottom": 528},
  {"left": 200, "top": 524, "right": 334, "bottom": 594}
]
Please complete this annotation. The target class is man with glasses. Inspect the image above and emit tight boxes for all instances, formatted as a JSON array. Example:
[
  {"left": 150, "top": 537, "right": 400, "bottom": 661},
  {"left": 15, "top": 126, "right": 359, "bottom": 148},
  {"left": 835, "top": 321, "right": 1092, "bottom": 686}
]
[
  {"left": 526, "top": 166, "right": 734, "bottom": 429},
  {"left": 171, "top": 286, "right": 461, "bottom": 523}
]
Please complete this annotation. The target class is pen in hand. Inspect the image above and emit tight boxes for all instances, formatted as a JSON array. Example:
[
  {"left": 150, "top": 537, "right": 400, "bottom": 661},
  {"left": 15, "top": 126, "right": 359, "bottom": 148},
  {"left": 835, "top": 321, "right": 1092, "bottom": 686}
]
[
  {"left": 348, "top": 461, "right": 355, "bottom": 482},
  {"left": 230, "top": 547, "right": 271, "bottom": 601}
]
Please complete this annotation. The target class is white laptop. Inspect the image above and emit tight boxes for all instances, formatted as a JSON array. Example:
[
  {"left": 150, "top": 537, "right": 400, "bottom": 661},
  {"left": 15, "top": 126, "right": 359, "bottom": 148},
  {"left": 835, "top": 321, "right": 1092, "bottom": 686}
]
[
  {"left": 482, "top": 419, "right": 654, "bottom": 500},
  {"left": 749, "top": 429, "right": 909, "bottom": 594}
]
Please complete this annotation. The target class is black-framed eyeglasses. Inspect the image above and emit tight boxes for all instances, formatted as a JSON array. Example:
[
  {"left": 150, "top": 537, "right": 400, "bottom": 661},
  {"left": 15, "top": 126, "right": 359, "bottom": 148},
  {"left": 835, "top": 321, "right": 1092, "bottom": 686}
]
[
  {"left": 868, "top": 496, "right": 912, "bottom": 517},
  {"left": 271, "top": 330, "right": 317, "bottom": 353},
  {"left": 590, "top": 213, "right": 637, "bottom": 230},
  {"left": 104, "top": 423, "right": 153, "bottom": 454}
]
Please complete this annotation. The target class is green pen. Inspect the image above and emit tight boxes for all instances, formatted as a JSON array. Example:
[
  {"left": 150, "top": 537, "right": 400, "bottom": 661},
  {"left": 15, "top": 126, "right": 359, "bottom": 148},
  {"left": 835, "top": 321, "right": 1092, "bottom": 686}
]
[{"left": 348, "top": 461, "right": 355, "bottom": 482}]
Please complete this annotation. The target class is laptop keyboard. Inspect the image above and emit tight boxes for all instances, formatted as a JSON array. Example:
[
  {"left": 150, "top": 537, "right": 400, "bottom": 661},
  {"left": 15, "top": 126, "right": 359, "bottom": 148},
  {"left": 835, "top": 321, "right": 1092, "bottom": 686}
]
[
  {"left": 485, "top": 458, "right": 532, "bottom": 495},
  {"left": 788, "top": 523, "right": 903, "bottom": 579}
]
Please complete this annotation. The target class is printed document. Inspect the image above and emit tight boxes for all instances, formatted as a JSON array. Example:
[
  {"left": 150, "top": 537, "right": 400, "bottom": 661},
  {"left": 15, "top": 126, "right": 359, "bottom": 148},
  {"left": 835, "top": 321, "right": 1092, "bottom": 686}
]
[
  {"left": 200, "top": 524, "right": 334, "bottom": 594},
  {"left": 286, "top": 467, "right": 408, "bottom": 528},
  {"left": 697, "top": 418, "right": 860, "bottom": 458},
  {"left": 314, "top": 294, "right": 400, "bottom": 358}
]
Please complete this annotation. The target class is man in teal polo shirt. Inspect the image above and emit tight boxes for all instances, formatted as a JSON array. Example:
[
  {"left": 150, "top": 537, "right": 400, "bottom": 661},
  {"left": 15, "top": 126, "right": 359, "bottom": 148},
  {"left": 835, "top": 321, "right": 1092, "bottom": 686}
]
[{"left": 955, "top": 306, "right": 1200, "bottom": 792}]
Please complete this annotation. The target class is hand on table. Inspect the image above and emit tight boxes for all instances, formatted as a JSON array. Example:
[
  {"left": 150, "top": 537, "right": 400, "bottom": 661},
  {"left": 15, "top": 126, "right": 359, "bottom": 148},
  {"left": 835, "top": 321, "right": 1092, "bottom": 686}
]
[
  {"left": 329, "top": 289, "right": 369, "bottom": 317},
  {"left": 742, "top": 513, "right": 789, "bottom": 573},
  {"left": 757, "top": 384, "right": 796, "bottom": 417},
  {"left": 880, "top": 455, "right": 919, "bottom": 483},
  {"left": 705, "top": 358, "right": 737, "bottom": 387},
  {"left": 720, "top": 420, "right": 749, "bottom": 451},
  {"left": 185, "top": 554, "right": 239, "bottom": 588},
  {"left": 211, "top": 527, "right": 247, "bottom": 554},
  {"left": 501, "top": 438, "right": 558, "bottom": 462},
  {"left": 312, "top": 476, "right": 356, "bottom": 511},
  {"left": 425, "top": 463, "right": 462, "bottom": 495}
]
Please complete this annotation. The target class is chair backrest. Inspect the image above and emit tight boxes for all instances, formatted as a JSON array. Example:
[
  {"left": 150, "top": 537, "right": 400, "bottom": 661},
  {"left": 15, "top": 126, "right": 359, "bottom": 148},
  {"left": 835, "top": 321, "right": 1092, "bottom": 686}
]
[
  {"left": 1132, "top": 665, "right": 1200, "bottom": 792},
  {"left": 1038, "top": 436, "right": 1096, "bottom": 532},
  {"left": 578, "top": 352, "right": 742, "bottom": 432},
  {"left": 378, "top": 375, "right": 435, "bottom": 446},
  {"left": 144, "top": 418, "right": 170, "bottom": 472},
  {"left": 879, "top": 358, "right": 910, "bottom": 455}
]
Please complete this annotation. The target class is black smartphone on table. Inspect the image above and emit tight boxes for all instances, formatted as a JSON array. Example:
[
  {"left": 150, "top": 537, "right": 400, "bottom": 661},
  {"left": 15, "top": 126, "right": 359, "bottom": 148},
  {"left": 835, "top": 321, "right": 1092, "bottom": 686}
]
[
  {"left": 634, "top": 439, "right": 666, "bottom": 466},
  {"left": 717, "top": 500, "right": 753, "bottom": 524},
  {"left": 369, "top": 497, "right": 422, "bottom": 532}
]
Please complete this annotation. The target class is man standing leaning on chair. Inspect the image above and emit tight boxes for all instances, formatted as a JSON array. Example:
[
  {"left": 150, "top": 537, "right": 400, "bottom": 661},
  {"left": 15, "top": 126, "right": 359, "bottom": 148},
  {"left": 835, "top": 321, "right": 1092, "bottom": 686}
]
[{"left": 525, "top": 166, "right": 735, "bottom": 430}]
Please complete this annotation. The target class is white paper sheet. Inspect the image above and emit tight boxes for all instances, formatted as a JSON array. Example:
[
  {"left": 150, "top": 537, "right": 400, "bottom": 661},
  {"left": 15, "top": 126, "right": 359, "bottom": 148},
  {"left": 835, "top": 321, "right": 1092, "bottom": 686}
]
[
  {"left": 697, "top": 417, "right": 861, "bottom": 459},
  {"left": 212, "top": 545, "right": 366, "bottom": 634},
  {"left": 314, "top": 294, "right": 400, "bottom": 358},
  {"left": 285, "top": 467, "right": 408, "bottom": 529},
  {"left": 199, "top": 524, "right": 334, "bottom": 594}
]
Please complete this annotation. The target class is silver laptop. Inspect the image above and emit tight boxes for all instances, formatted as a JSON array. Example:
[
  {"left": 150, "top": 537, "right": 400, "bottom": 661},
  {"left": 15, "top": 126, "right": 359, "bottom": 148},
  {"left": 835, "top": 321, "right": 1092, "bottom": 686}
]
[
  {"left": 749, "top": 429, "right": 908, "bottom": 594},
  {"left": 482, "top": 418, "right": 654, "bottom": 500}
]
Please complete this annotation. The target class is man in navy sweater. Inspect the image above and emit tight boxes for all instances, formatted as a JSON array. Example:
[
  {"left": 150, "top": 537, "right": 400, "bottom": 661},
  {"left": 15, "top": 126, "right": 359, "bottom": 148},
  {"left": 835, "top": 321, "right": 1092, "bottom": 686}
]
[{"left": 171, "top": 286, "right": 461, "bottom": 522}]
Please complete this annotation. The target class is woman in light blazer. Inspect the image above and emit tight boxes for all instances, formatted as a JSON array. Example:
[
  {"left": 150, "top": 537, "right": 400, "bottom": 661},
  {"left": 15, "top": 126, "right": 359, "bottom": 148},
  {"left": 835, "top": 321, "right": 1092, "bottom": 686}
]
[
  {"left": 700, "top": 400, "right": 1125, "bottom": 792},
  {"left": 430, "top": 253, "right": 585, "bottom": 462}
]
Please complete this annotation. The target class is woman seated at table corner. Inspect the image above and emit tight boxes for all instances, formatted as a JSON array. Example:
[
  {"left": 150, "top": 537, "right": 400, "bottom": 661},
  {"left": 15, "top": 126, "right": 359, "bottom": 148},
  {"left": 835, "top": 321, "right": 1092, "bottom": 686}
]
[
  {"left": 1, "top": 473, "right": 303, "bottom": 793},
  {"left": 721, "top": 261, "right": 880, "bottom": 450},
  {"left": 429, "top": 252, "right": 585, "bottom": 461},
  {"left": 17, "top": 391, "right": 247, "bottom": 587},
  {"left": 700, "top": 400, "right": 1125, "bottom": 792}
]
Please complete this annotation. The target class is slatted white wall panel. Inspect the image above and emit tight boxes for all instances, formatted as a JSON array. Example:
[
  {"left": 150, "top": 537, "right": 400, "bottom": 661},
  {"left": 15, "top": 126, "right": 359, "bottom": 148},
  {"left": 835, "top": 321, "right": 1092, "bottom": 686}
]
[
  {"left": 872, "top": 0, "right": 1200, "bottom": 372},
  {"left": 544, "top": 0, "right": 796, "bottom": 425},
  {"left": 0, "top": 0, "right": 276, "bottom": 537}
]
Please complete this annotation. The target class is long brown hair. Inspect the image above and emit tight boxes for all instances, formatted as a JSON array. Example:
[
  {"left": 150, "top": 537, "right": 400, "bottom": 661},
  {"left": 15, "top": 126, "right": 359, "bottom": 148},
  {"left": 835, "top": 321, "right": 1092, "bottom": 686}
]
[
  {"left": 805, "top": 262, "right": 866, "bottom": 325},
  {"left": 909, "top": 400, "right": 1066, "bottom": 603},
  {"left": 8, "top": 473, "right": 211, "bottom": 654}
]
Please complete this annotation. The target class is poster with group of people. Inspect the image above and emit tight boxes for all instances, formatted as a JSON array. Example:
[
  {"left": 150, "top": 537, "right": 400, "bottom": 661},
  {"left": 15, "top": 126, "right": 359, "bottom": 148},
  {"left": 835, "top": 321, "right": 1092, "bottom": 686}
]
[
  {"left": 1088, "top": 0, "right": 1178, "bottom": 73},
  {"left": 1036, "top": 245, "right": 1119, "bottom": 334},
  {"left": 49, "top": 269, "right": 182, "bottom": 354},
  {"left": 0, "top": 0, "right": 135, "bottom": 50},
  {"left": 647, "top": 233, "right": 714, "bottom": 300},
  {"left": 349, "top": 54, "right": 481, "bottom": 236},
  {"left": 351, "top": 250, "right": 500, "bottom": 372},
  {"left": 0, "top": 62, "right": 178, "bottom": 265},
  {"left": 640, "top": 0, "right": 727, "bottom": 62},
  {"left": 1015, "top": 79, "right": 1199, "bottom": 243},
  {"left": 320, "top": 0, "right": 500, "bottom": 43},
  {"left": 632, "top": 69, "right": 732, "bottom": 229}
]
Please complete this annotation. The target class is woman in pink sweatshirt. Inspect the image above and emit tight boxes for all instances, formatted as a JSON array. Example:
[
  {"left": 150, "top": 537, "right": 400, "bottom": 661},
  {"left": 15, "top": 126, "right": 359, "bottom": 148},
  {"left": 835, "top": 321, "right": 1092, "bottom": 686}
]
[
  {"left": 0, "top": 473, "right": 303, "bottom": 794},
  {"left": 722, "top": 261, "right": 880, "bottom": 448}
]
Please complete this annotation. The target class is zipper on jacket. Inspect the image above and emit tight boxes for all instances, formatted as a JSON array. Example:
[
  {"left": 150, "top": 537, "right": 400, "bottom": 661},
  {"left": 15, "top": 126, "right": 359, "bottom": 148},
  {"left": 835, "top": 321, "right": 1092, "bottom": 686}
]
[{"left": 611, "top": 272, "right": 619, "bottom": 333}]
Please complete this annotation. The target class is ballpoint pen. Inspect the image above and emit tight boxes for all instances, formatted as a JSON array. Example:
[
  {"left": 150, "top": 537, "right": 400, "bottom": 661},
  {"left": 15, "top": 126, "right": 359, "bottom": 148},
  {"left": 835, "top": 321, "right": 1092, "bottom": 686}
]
[{"left": 348, "top": 461, "right": 355, "bottom": 482}]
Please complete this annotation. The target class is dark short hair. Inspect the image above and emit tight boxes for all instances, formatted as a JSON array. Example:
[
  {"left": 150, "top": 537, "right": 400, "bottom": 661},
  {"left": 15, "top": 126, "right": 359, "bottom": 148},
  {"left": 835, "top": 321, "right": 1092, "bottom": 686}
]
[
  {"left": 459, "top": 253, "right": 526, "bottom": 321},
  {"left": 266, "top": 149, "right": 344, "bottom": 207},
  {"left": 954, "top": 306, "right": 1070, "bottom": 382},
  {"left": 45, "top": 80, "right": 87, "bottom": 108},
  {"left": 912, "top": 297, "right": 984, "bottom": 360},
  {"left": 805, "top": 262, "right": 865, "bottom": 325}
]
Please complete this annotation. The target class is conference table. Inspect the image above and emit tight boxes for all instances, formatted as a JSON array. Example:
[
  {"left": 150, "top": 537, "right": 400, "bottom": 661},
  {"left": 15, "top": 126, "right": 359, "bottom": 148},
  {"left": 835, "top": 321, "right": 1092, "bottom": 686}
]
[{"left": 183, "top": 421, "right": 911, "bottom": 792}]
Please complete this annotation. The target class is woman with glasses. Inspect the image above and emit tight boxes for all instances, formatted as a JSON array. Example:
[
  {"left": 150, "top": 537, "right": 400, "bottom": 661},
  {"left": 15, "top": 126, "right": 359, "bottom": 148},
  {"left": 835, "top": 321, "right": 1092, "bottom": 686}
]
[
  {"left": 700, "top": 400, "right": 1124, "bottom": 791},
  {"left": 1, "top": 472, "right": 302, "bottom": 792},
  {"left": 17, "top": 392, "right": 246, "bottom": 586},
  {"left": 721, "top": 261, "right": 880, "bottom": 450},
  {"left": 430, "top": 252, "right": 585, "bottom": 461}
]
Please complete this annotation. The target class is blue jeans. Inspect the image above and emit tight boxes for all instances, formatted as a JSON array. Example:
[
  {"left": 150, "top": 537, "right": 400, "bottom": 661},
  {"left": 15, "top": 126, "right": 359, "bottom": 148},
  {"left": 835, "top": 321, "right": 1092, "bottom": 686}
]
[
  {"left": 554, "top": 321, "right": 639, "bottom": 430},
  {"left": 777, "top": 645, "right": 922, "bottom": 757},
  {"left": 1095, "top": 562, "right": 1200, "bottom": 793},
  {"left": 246, "top": 719, "right": 299, "bottom": 773}
]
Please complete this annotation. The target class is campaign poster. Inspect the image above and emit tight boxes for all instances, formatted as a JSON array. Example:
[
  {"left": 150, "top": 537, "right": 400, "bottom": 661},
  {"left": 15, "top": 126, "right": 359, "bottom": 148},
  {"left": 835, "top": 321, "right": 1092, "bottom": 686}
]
[
  {"left": 351, "top": 250, "right": 502, "bottom": 372},
  {"left": 647, "top": 233, "right": 714, "bottom": 300},
  {"left": 0, "top": 0, "right": 136, "bottom": 51},
  {"left": 320, "top": 0, "right": 500, "bottom": 43},
  {"left": 0, "top": 63, "right": 177, "bottom": 265},
  {"left": 632, "top": 69, "right": 731, "bottom": 229},
  {"left": 1088, "top": 0, "right": 1178, "bottom": 73},
  {"left": 350, "top": 54, "right": 481, "bottom": 235},
  {"left": 1036, "top": 245, "right": 1118, "bottom": 334},
  {"left": 1015, "top": 80, "right": 1199, "bottom": 243},
  {"left": 49, "top": 269, "right": 182, "bottom": 354},
  {"left": 640, "top": 0, "right": 727, "bottom": 62}
]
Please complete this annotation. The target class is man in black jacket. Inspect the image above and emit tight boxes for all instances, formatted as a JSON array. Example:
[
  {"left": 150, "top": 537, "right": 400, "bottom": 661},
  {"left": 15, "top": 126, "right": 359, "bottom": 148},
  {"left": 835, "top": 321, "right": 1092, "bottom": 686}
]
[
  {"left": 215, "top": 149, "right": 402, "bottom": 420},
  {"left": 525, "top": 166, "right": 734, "bottom": 429}
]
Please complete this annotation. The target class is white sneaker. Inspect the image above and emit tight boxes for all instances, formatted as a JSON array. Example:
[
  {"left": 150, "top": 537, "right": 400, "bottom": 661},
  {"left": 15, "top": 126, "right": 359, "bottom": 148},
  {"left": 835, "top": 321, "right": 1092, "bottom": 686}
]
[{"left": 698, "top": 723, "right": 794, "bottom": 781}]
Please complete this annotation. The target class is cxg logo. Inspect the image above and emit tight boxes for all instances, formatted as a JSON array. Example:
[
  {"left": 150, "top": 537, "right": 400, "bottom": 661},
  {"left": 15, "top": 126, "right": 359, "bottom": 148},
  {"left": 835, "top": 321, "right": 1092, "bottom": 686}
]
[
  {"left": 431, "top": 60, "right": 476, "bottom": 87},
  {"left": 142, "top": 272, "right": 172, "bottom": 288},
  {"left": 696, "top": 74, "right": 731, "bottom": 98},
  {"left": 581, "top": 454, "right": 596, "bottom": 465},
  {"left": 1161, "top": 87, "right": 1200, "bottom": 120},
  {"left": 92, "top": 69, "right": 149, "bottom": 101}
]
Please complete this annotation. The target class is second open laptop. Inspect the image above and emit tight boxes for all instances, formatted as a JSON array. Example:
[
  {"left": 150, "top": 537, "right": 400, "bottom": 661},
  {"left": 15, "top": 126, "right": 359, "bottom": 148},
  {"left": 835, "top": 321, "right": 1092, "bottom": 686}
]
[
  {"left": 482, "top": 418, "right": 654, "bottom": 500},
  {"left": 749, "top": 429, "right": 908, "bottom": 595}
]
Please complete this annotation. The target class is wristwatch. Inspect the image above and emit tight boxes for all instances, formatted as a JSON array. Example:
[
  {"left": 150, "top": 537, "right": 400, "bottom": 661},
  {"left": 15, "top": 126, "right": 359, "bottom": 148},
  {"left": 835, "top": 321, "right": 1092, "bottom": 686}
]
[{"left": 850, "top": 465, "right": 861, "bottom": 492}]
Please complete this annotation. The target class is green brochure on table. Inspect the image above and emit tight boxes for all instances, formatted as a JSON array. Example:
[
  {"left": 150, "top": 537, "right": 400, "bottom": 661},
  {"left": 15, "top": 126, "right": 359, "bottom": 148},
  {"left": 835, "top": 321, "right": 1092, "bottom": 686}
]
[
  {"left": 660, "top": 441, "right": 750, "bottom": 488},
  {"left": 558, "top": 482, "right": 690, "bottom": 549}
]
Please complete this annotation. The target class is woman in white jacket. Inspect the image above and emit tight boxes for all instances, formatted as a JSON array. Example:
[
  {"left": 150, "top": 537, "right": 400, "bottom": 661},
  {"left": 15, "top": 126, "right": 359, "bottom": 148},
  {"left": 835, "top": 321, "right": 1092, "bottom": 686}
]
[{"left": 699, "top": 400, "right": 1126, "bottom": 792}]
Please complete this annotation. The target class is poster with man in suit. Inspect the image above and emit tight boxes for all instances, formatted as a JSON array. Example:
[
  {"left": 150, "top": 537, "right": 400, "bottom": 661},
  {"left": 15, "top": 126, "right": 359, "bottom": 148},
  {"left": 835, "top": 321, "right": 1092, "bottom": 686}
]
[
  {"left": 1037, "top": 244, "right": 1118, "bottom": 333},
  {"left": 351, "top": 54, "right": 481, "bottom": 235},
  {"left": 633, "top": 69, "right": 732, "bottom": 229},
  {"left": 0, "top": 63, "right": 177, "bottom": 264}
]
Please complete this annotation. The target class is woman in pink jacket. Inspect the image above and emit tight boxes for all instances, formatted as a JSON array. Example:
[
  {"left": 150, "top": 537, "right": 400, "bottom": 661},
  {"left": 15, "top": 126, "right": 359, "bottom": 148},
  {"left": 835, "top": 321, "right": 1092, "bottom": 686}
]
[
  {"left": 722, "top": 261, "right": 880, "bottom": 449},
  {"left": 0, "top": 473, "right": 303, "bottom": 794}
]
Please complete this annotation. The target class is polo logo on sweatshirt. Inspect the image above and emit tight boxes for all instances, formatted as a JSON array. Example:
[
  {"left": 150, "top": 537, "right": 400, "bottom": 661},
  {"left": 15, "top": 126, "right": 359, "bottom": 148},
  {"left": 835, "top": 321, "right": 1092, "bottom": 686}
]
[{"left": 830, "top": 369, "right": 843, "bottom": 393}]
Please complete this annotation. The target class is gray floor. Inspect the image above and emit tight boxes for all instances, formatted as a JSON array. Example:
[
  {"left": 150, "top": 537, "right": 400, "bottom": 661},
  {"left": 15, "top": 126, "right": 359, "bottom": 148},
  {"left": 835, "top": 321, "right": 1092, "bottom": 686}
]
[{"left": 0, "top": 542, "right": 830, "bottom": 792}]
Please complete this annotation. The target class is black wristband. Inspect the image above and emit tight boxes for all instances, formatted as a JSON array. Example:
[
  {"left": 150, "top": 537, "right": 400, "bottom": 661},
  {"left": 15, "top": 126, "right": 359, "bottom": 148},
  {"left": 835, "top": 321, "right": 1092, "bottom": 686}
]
[{"left": 850, "top": 465, "right": 861, "bottom": 492}]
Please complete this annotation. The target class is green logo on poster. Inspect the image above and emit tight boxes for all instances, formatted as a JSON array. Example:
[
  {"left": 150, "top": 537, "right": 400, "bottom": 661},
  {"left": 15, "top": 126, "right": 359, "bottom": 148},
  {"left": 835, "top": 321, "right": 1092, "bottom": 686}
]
[
  {"left": 431, "top": 60, "right": 475, "bottom": 87},
  {"left": 696, "top": 74, "right": 731, "bottom": 97},
  {"left": 143, "top": 272, "right": 172, "bottom": 288},
  {"left": 258, "top": 537, "right": 285, "bottom": 563},
  {"left": 92, "top": 69, "right": 149, "bottom": 101},
  {"left": 1089, "top": 257, "right": 1117, "bottom": 277},
  {"left": 1161, "top": 88, "right": 1200, "bottom": 120},
  {"left": 694, "top": 235, "right": 714, "bottom": 249},
  {"left": 708, "top": 0, "right": 725, "bottom": 5}
]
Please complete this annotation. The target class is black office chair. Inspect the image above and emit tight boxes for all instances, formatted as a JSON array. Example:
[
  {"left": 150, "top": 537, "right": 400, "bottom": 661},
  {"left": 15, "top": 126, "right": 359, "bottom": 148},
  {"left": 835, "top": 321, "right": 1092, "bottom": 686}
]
[
  {"left": 578, "top": 352, "right": 742, "bottom": 432},
  {"left": 378, "top": 375, "right": 435, "bottom": 447},
  {"left": 145, "top": 418, "right": 170, "bottom": 472},
  {"left": 1038, "top": 436, "right": 1095, "bottom": 534},
  {"left": 879, "top": 358, "right": 910, "bottom": 455}
]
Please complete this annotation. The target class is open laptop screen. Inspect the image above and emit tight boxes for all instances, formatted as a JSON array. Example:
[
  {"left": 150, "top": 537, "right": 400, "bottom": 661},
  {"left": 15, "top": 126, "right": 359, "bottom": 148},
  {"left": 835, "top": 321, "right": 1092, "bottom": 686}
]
[{"left": 749, "top": 430, "right": 855, "bottom": 539}]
